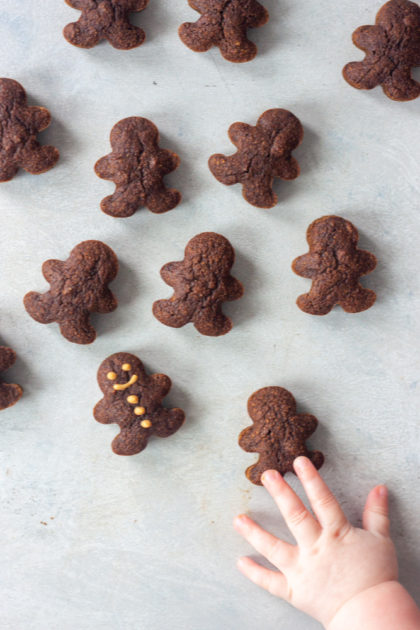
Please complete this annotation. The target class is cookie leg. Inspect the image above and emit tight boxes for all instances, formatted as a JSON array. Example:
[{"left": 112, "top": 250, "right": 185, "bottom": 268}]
[
  {"left": 18, "top": 143, "right": 59, "bottom": 175},
  {"left": 338, "top": 286, "right": 376, "bottom": 313},
  {"left": 193, "top": 305, "right": 232, "bottom": 336},
  {"left": 63, "top": 20, "right": 101, "bottom": 48},
  {"left": 100, "top": 186, "right": 141, "bottom": 218},
  {"left": 112, "top": 425, "right": 148, "bottom": 456},
  {"left": 309, "top": 450, "right": 324, "bottom": 470},
  {"left": 152, "top": 299, "right": 191, "bottom": 329},
  {"left": 219, "top": 36, "right": 257, "bottom": 63},
  {"left": 106, "top": 24, "right": 146, "bottom": 50},
  {"left": 242, "top": 175, "right": 277, "bottom": 208},
  {"left": 153, "top": 408, "right": 185, "bottom": 438},
  {"left": 59, "top": 315, "right": 96, "bottom": 344},
  {"left": 382, "top": 67, "right": 420, "bottom": 102},
  {"left": 296, "top": 291, "right": 336, "bottom": 316},
  {"left": 145, "top": 187, "right": 181, "bottom": 214}
]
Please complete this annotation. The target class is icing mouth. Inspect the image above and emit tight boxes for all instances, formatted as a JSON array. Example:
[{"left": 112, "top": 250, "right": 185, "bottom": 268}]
[{"left": 113, "top": 374, "right": 138, "bottom": 391}]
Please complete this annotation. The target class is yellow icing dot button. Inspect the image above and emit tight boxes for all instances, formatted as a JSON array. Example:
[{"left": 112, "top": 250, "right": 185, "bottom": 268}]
[
  {"left": 127, "top": 395, "right": 139, "bottom": 404},
  {"left": 140, "top": 420, "right": 152, "bottom": 429},
  {"left": 122, "top": 363, "right": 131, "bottom": 371},
  {"left": 107, "top": 372, "right": 117, "bottom": 380},
  {"left": 134, "top": 406, "right": 146, "bottom": 416}
]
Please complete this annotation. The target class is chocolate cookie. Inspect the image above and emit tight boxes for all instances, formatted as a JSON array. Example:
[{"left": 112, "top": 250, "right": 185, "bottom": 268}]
[
  {"left": 343, "top": 0, "right": 420, "bottom": 101},
  {"left": 179, "top": 0, "right": 269, "bottom": 63},
  {"left": 153, "top": 232, "right": 243, "bottom": 336},
  {"left": 95, "top": 117, "right": 181, "bottom": 218},
  {"left": 208, "top": 109, "right": 303, "bottom": 208},
  {"left": 0, "top": 346, "right": 23, "bottom": 411},
  {"left": 94, "top": 352, "right": 185, "bottom": 455},
  {"left": 239, "top": 387, "right": 324, "bottom": 485},
  {"left": 63, "top": 0, "right": 149, "bottom": 50},
  {"left": 292, "top": 215, "right": 377, "bottom": 316},
  {"left": 24, "top": 240, "right": 118, "bottom": 344},
  {"left": 0, "top": 78, "right": 59, "bottom": 182}
]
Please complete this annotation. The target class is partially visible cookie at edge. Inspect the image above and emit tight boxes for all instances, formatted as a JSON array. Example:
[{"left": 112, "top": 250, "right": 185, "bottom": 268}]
[
  {"left": 0, "top": 78, "right": 59, "bottom": 182},
  {"left": 292, "top": 215, "right": 377, "bottom": 316},
  {"left": 239, "top": 386, "right": 324, "bottom": 485},
  {"left": 63, "top": 0, "right": 150, "bottom": 50},
  {"left": 153, "top": 232, "right": 244, "bottom": 336},
  {"left": 0, "top": 346, "right": 23, "bottom": 410},
  {"left": 24, "top": 240, "right": 118, "bottom": 344},
  {"left": 94, "top": 117, "right": 181, "bottom": 218},
  {"left": 343, "top": 0, "right": 420, "bottom": 101},
  {"left": 93, "top": 352, "right": 185, "bottom": 455}
]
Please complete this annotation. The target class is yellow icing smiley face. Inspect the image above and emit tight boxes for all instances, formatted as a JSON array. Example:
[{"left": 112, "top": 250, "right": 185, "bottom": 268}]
[{"left": 106, "top": 361, "right": 152, "bottom": 428}]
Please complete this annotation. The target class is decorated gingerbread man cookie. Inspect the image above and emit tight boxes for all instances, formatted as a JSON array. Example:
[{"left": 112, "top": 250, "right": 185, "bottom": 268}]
[{"left": 94, "top": 352, "right": 185, "bottom": 455}]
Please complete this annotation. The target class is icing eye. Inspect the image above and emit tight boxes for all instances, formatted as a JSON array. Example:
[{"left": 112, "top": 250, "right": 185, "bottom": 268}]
[
  {"left": 107, "top": 372, "right": 117, "bottom": 380},
  {"left": 134, "top": 406, "right": 146, "bottom": 416},
  {"left": 122, "top": 363, "right": 131, "bottom": 371},
  {"left": 140, "top": 420, "right": 152, "bottom": 428},
  {"left": 127, "top": 395, "right": 139, "bottom": 404}
]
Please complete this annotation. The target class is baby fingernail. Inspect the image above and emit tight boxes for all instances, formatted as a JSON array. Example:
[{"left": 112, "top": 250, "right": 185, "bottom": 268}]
[
  {"left": 294, "top": 456, "right": 309, "bottom": 472},
  {"left": 262, "top": 470, "right": 280, "bottom": 484}
]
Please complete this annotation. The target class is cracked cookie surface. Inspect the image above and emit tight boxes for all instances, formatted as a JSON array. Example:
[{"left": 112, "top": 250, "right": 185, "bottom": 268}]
[
  {"left": 343, "top": 0, "right": 420, "bottom": 101},
  {"left": 292, "top": 215, "right": 377, "bottom": 315},
  {"left": 24, "top": 240, "right": 118, "bottom": 344},
  {"left": 153, "top": 232, "right": 243, "bottom": 336},
  {"left": 239, "top": 387, "right": 324, "bottom": 485},
  {"left": 179, "top": 0, "right": 269, "bottom": 62},
  {"left": 63, "top": 0, "right": 149, "bottom": 50},
  {"left": 208, "top": 109, "right": 303, "bottom": 208},
  {"left": 95, "top": 117, "right": 181, "bottom": 218}
]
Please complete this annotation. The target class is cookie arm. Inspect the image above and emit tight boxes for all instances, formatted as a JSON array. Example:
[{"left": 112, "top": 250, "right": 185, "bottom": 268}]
[
  {"left": 208, "top": 154, "right": 241, "bottom": 186},
  {"left": 0, "top": 383, "right": 23, "bottom": 411},
  {"left": 94, "top": 155, "right": 121, "bottom": 181},
  {"left": 95, "top": 289, "right": 118, "bottom": 314},
  {"left": 150, "top": 373, "right": 171, "bottom": 398},
  {"left": 160, "top": 261, "right": 184, "bottom": 287},
  {"left": 24, "top": 292, "right": 57, "bottom": 324},
  {"left": 357, "top": 250, "right": 377, "bottom": 275},
  {"left": 179, "top": 15, "right": 220, "bottom": 53},
  {"left": 225, "top": 276, "right": 244, "bottom": 301},
  {"left": 153, "top": 407, "right": 185, "bottom": 438},
  {"left": 93, "top": 399, "right": 114, "bottom": 425},
  {"left": 27, "top": 106, "right": 51, "bottom": 132},
  {"left": 238, "top": 426, "right": 259, "bottom": 452},
  {"left": 292, "top": 253, "right": 321, "bottom": 279}
]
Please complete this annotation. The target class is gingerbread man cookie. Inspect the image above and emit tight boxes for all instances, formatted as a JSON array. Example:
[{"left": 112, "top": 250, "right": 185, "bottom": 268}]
[
  {"left": 239, "top": 387, "right": 324, "bottom": 485},
  {"left": 153, "top": 232, "right": 244, "bottom": 336},
  {"left": 209, "top": 109, "right": 303, "bottom": 208},
  {"left": 94, "top": 352, "right": 185, "bottom": 455},
  {"left": 179, "top": 0, "right": 269, "bottom": 63},
  {"left": 0, "top": 346, "right": 23, "bottom": 411},
  {"left": 343, "top": 0, "right": 420, "bottom": 101},
  {"left": 0, "top": 78, "right": 59, "bottom": 182},
  {"left": 292, "top": 215, "right": 377, "bottom": 316},
  {"left": 63, "top": 0, "right": 149, "bottom": 50},
  {"left": 95, "top": 117, "right": 181, "bottom": 218},
  {"left": 24, "top": 240, "right": 118, "bottom": 344}
]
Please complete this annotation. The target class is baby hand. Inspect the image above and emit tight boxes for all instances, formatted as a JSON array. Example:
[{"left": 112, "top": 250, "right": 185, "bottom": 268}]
[{"left": 233, "top": 457, "right": 399, "bottom": 628}]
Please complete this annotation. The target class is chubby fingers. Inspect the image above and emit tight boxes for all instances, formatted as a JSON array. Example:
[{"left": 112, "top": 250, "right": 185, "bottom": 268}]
[
  {"left": 293, "top": 457, "right": 349, "bottom": 534},
  {"left": 261, "top": 469, "right": 321, "bottom": 547},
  {"left": 363, "top": 484, "right": 390, "bottom": 537},
  {"left": 237, "top": 556, "right": 289, "bottom": 599},
  {"left": 233, "top": 514, "right": 295, "bottom": 568}
]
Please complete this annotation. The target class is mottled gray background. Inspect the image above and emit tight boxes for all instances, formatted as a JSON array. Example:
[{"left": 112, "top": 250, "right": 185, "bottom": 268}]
[{"left": 0, "top": 1, "right": 419, "bottom": 629}]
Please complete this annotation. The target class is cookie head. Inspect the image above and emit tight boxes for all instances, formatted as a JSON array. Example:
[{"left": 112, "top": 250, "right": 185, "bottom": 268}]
[
  {"left": 98, "top": 352, "right": 146, "bottom": 398},
  {"left": 0, "top": 78, "right": 25, "bottom": 109},
  {"left": 185, "top": 232, "right": 235, "bottom": 275},
  {"left": 307, "top": 215, "right": 359, "bottom": 254}
]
